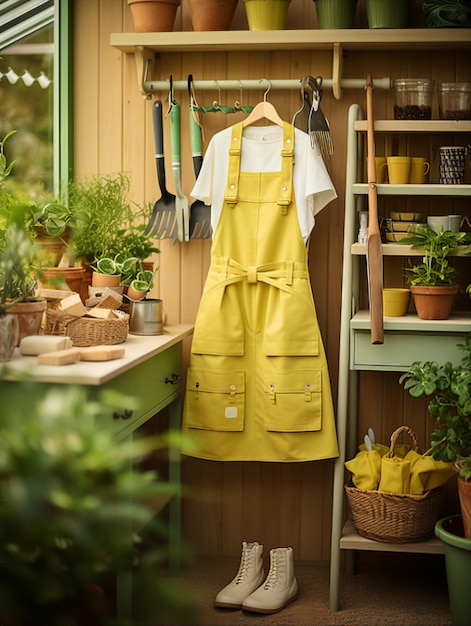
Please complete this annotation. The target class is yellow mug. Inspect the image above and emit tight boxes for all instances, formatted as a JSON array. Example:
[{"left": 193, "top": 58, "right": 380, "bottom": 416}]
[
  {"left": 409, "top": 157, "right": 430, "bottom": 184},
  {"left": 366, "top": 156, "right": 387, "bottom": 183},
  {"left": 387, "top": 156, "right": 411, "bottom": 184}
]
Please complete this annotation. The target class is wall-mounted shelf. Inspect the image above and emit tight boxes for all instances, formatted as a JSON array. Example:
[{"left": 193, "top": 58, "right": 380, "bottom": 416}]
[
  {"left": 110, "top": 29, "right": 471, "bottom": 54},
  {"left": 354, "top": 120, "right": 471, "bottom": 133},
  {"left": 352, "top": 183, "right": 471, "bottom": 196},
  {"left": 110, "top": 29, "right": 471, "bottom": 99},
  {"left": 351, "top": 242, "right": 471, "bottom": 256}
]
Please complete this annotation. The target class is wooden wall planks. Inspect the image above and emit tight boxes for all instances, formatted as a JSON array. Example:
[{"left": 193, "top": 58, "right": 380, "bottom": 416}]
[{"left": 74, "top": 0, "right": 470, "bottom": 560}]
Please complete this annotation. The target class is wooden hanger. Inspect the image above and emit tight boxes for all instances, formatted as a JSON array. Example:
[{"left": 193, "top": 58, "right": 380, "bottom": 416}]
[{"left": 242, "top": 79, "right": 284, "bottom": 128}]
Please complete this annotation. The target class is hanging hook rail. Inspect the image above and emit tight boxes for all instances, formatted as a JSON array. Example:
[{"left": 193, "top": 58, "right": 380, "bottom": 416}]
[{"left": 142, "top": 77, "right": 392, "bottom": 97}]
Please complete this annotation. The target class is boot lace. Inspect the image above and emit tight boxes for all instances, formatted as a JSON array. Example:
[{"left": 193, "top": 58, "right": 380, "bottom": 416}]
[
  {"left": 264, "top": 553, "right": 284, "bottom": 590},
  {"left": 235, "top": 548, "right": 253, "bottom": 584}
]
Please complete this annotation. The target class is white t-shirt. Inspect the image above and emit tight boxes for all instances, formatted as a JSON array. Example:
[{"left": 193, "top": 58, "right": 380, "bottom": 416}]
[{"left": 190, "top": 124, "right": 337, "bottom": 243}]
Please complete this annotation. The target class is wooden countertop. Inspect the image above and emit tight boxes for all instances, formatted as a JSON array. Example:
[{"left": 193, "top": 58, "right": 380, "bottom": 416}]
[{"left": 1, "top": 324, "right": 193, "bottom": 386}]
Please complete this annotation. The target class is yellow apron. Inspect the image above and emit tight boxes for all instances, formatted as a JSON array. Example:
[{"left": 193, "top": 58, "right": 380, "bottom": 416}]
[{"left": 182, "top": 122, "right": 339, "bottom": 462}]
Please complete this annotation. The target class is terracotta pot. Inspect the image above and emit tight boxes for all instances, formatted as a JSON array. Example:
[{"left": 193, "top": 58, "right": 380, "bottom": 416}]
[
  {"left": 7, "top": 300, "right": 47, "bottom": 346},
  {"left": 126, "top": 285, "right": 147, "bottom": 301},
  {"left": 39, "top": 267, "right": 85, "bottom": 294},
  {"left": 188, "top": 0, "right": 238, "bottom": 31},
  {"left": 91, "top": 271, "right": 122, "bottom": 289},
  {"left": 458, "top": 476, "right": 471, "bottom": 540},
  {"left": 410, "top": 284, "right": 458, "bottom": 320},
  {"left": 127, "top": 0, "right": 180, "bottom": 32},
  {"left": 0, "top": 314, "right": 19, "bottom": 362},
  {"left": 36, "top": 234, "right": 69, "bottom": 266}
]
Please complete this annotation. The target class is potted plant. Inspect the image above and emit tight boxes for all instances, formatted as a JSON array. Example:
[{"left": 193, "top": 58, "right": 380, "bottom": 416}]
[
  {"left": 125, "top": 263, "right": 163, "bottom": 334},
  {"left": 400, "top": 330, "right": 471, "bottom": 624},
  {"left": 0, "top": 133, "right": 46, "bottom": 356},
  {"left": 364, "top": 0, "right": 410, "bottom": 28},
  {"left": 127, "top": 0, "right": 181, "bottom": 32},
  {"left": 401, "top": 223, "right": 469, "bottom": 320},
  {"left": 0, "top": 381, "right": 196, "bottom": 625},
  {"left": 188, "top": 0, "right": 238, "bottom": 31},
  {"left": 126, "top": 263, "right": 159, "bottom": 302},
  {"left": 243, "top": 0, "right": 292, "bottom": 30},
  {"left": 90, "top": 255, "right": 123, "bottom": 288},
  {"left": 313, "top": 0, "right": 358, "bottom": 29},
  {"left": 66, "top": 173, "right": 159, "bottom": 299}
]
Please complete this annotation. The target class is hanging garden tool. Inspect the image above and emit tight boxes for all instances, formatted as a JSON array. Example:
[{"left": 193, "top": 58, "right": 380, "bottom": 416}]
[
  {"left": 168, "top": 77, "right": 189, "bottom": 242},
  {"left": 292, "top": 77, "right": 311, "bottom": 131},
  {"left": 145, "top": 99, "right": 177, "bottom": 239},
  {"left": 365, "top": 71, "right": 384, "bottom": 344},
  {"left": 188, "top": 75, "right": 211, "bottom": 239},
  {"left": 307, "top": 76, "right": 334, "bottom": 165}
]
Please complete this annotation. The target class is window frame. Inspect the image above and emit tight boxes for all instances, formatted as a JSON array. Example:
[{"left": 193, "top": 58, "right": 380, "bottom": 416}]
[{"left": 54, "top": 0, "right": 73, "bottom": 193}]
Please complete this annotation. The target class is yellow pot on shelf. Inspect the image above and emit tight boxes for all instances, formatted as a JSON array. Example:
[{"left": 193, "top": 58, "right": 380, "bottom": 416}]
[
  {"left": 243, "top": 0, "right": 291, "bottom": 30},
  {"left": 383, "top": 288, "right": 410, "bottom": 317}
]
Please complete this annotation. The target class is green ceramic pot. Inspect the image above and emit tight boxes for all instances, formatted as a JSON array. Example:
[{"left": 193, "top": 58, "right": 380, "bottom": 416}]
[
  {"left": 314, "top": 0, "right": 358, "bottom": 29},
  {"left": 365, "top": 0, "right": 409, "bottom": 28},
  {"left": 435, "top": 515, "right": 471, "bottom": 626}
]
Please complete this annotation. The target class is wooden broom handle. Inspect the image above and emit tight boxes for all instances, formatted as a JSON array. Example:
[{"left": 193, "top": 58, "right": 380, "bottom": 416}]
[{"left": 366, "top": 71, "right": 384, "bottom": 344}]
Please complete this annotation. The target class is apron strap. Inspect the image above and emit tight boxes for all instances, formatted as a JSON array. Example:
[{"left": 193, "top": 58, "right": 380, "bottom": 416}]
[
  {"left": 278, "top": 122, "right": 294, "bottom": 215},
  {"left": 224, "top": 121, "right": 294, "bottom": 212},
  {"left": 224, "top": 122, "right": 243, "bottom": 205}
]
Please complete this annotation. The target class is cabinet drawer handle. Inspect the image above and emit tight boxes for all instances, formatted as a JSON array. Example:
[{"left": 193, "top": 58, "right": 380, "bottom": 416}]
[
  {"left": 113, "top": 409, "right": 133, "bottom": 420},
  {"left": 164, "top": 373, "right": 181, "bottom": 385}
]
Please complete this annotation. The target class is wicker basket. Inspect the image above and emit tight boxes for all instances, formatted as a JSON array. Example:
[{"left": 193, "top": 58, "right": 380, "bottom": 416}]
[
  {"left": 345, "top": 426, "right": 443, "bottom": 543},
  {"left": 44, "top": 308, "right": 129, "bottom": 347}
]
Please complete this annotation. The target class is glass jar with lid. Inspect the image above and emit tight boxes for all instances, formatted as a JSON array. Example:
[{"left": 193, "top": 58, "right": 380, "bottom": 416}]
[
  {"left": 393, "top": 78, "right": 434, "bottom": 120},
  {"left": 438, "top": 82, "right": 471, "bottom": 120}
]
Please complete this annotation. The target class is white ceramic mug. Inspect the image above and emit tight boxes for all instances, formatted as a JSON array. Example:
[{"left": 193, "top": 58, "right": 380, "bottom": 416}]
[
  {"left": 427, "top": 216, "right": 449, "bottom": 231},
  {"left": 447, "top": 215, "right": 464, "bottom": 232},
  {"left": 428, "top": 215, "right": 465, "bottom": 232}
]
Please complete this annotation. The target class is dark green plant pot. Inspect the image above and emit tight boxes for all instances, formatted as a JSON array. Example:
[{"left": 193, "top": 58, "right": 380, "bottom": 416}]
[
  {"left": 314, "top": 0, "right": 358, "bottom": 29},
  {"left": 435, "top": 515, "right": 471, "bottom": 626},
  {"left": 365, "top": 0, "right": 409, "bottom": 28}
]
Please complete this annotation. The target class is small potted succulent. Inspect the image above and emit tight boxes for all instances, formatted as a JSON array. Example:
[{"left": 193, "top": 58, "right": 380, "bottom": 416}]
[
  {"left": 126, "top": 264, "right": 159, "bottom": 302},
  {"left": 90, "top": 255, "right": 123, "bottom": 288}
]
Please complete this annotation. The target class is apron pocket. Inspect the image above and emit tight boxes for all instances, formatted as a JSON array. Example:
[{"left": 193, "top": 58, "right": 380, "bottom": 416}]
[
  {"left": 185, "top": 368, "right": 245, "bottom": 432},
  {"left": 263, "top": 286, "right": 319, "bottom": 356},
  {"left": 263, "top": 370, "right": 322, "bottom": 432}
]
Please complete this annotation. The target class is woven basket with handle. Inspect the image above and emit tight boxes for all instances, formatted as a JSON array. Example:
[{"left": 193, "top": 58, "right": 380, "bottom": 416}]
[
  {"left": 44, "top": 308, "right": 129, "bottom": 347},
  {"left": 345, "top": 426, "right": 443, "bottom": 543}
]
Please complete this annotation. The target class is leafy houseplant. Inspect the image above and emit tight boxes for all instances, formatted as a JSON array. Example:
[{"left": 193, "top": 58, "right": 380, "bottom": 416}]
[
  {"left": 0, "top": 381, "right": 197, "bottom": 626},
  {"left": 126, "top": 264, "right": 159, "bottom": 301},
  {"left": 402, "top": 330, "right": 471, "bottom": 623},
  {"left": 401, "top": 224, "right": 469, "bottom": 320},
  {"left": 400, "top": 331, "right": 471, "bottom": 466},
  {"left": 400, "top": 331, "right": 471, "bottom": 538},
  {"left": 0, "top": 134, "right": 46, "bottom": 355}
]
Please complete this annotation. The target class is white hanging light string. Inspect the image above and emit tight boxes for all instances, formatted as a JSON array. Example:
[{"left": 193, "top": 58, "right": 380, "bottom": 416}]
[{"left": 0, "top": 67, "right": 52, "bottom": 88}]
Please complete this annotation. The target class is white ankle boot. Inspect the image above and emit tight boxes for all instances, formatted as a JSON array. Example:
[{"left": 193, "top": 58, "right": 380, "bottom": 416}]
[
  {"left": 242, "top": 546, "right": 298, "bottom": 614},
  {"left": 214, "top": 541, "right": 265, "bottom": 609}
]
